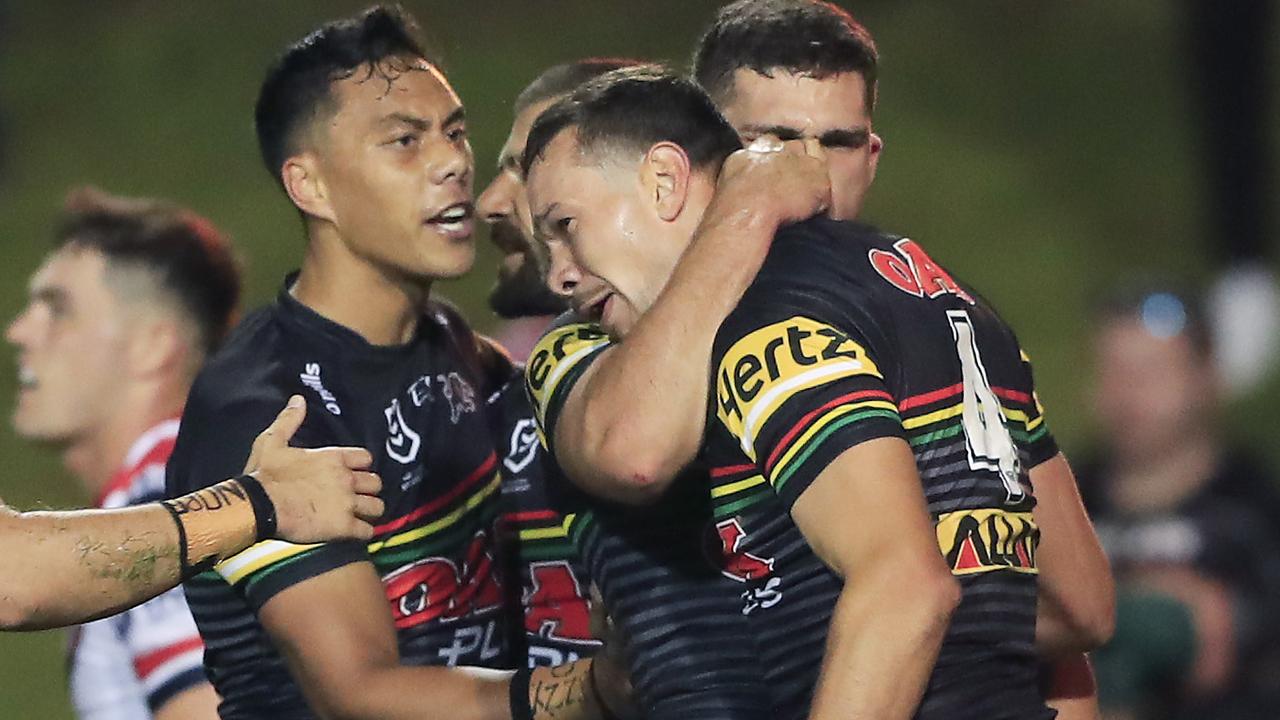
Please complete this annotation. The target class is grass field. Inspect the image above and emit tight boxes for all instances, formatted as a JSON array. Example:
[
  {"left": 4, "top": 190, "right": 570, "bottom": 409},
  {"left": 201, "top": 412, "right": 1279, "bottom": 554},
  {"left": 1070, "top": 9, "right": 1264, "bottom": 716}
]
[{"left": 0, "top": 1, "right": 1276, "bottom": 716}]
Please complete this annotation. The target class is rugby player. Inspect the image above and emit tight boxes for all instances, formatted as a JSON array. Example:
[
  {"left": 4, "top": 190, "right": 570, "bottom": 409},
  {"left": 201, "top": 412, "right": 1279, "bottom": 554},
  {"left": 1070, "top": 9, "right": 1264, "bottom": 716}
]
[
  {"left": 165, "top": 7, "right": 616, "bottom": 720},
  {"left": 482, "top": 60, "right": 829, "bottom": 718},
  {"left": 2, "top": 188, "right": 381, "bottom": 630},
  {"left": 522, "top": 63, "right": 1112, "bottom": 718}
]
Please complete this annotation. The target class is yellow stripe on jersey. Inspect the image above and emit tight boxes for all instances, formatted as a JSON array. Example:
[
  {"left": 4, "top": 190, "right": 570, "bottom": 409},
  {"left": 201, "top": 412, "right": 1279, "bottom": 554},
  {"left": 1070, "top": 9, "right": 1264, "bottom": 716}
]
[
  {"left": 517, "top": 513, "right": 576, "bottom": 542},
  {"left": 710, "top": 474, "right": 767, "bottom": 499},
  {"left": 216, "top": 539, "right": 322, "bottom": 585},
  {"left": 768, "top": 399, "right": 899, "bottom": 483},
  {"left": 525, "top": 322, "right": 612, "bottom": 432},
  {"left": 367, "top": 473, "right": 503, "bottom": 553},
  {"left": 903, "top": 401, "right": 1042, "bottom": 432},
  {"left": 716, "top": 316, "right": 882, "bottom": 459}
]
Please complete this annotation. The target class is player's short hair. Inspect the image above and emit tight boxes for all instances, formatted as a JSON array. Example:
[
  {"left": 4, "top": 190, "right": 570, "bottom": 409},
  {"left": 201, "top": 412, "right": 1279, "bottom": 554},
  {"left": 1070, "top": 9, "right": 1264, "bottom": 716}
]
[
  {"left": 521, "top": 65, "right": 742, "bottom": 178},
  {"left": 54, "top": 187, "right": 241, "bottom": 357},
  {"left": 514, "top": 58, "right": 644, "bottom": 115},
  {"left": 1095, "top": 283, "right": 1212, "bottom": 359},
  {"left": 255, "top": 4, "right": 432, "bottom": 186},
  {"left": 693, "top": 0, "right": 878, "bottom": 113}
]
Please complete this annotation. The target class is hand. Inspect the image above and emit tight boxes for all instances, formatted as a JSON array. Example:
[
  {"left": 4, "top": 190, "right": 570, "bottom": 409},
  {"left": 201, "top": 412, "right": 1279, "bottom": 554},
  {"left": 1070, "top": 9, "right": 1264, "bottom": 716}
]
[
  {"left": 715, "top": 134, "right": 831, "bottom": 227},
  {"left": 242, "top": 395, "right": 385, "bottom": 542},
  {"left": 586, "top": 585, "right": 638, "bottom": 720}
]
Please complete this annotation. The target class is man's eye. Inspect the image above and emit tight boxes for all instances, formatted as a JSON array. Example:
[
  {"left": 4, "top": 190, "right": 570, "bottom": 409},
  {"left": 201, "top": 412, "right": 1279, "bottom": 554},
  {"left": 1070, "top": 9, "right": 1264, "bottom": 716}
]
[
  {"left": 447, "top": 126, "right": 468, "bottom": 143},
  {"left": 391, "top": 134, "right": 418, "bottom": 148},
  {"left": 556, "top": 217, "right": 574, "bottom": 234}
]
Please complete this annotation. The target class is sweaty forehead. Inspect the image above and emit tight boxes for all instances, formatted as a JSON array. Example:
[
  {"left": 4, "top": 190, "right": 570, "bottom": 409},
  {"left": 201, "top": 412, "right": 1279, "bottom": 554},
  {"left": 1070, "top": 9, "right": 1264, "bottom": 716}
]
[{"left": 722, "top": 68, "right": 869, "bottom": 132}]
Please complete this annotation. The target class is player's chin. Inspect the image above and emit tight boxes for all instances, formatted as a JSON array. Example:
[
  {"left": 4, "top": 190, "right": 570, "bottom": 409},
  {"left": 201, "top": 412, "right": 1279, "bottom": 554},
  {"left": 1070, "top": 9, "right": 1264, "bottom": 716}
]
[{"left": 417, "top": 238, "right": 476, "bottom": 280}]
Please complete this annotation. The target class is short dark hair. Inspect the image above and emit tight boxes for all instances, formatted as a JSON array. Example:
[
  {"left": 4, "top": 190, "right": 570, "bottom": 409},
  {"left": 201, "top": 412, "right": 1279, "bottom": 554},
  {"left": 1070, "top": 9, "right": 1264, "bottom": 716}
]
[
  {"left": 1094, "top": 283, "right": 1213, "bottom": 359},
  {"left": 693, "top": 0, "right": 879, "bottom": 113},
  {"left": 55, "top": 187, "right": 241, "bottom": 357},
  {"left": 514, "top": 58, "right": 644, "bottom": 115},
  {"left": 255, "top": 5, "right": 431, "bottom": 185},
  {"left": 522, "top": 65, "right": 743, "bottom": 178}
]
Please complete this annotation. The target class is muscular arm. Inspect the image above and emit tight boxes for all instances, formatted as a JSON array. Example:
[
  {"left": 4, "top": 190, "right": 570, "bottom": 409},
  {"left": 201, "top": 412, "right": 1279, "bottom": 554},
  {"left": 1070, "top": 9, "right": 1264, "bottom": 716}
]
[
  {"left": 552, "top": 139, "right": 830, "bottom": 503},
  {"left": 259, "top": 562, "right": 604, "bottom": 720},
  {"left": 1031, "top": 453, "right": 1115, "bottom": 656},
  {"left": 791, "top": 438, "right": 961, "bottom": 720},
  {"left": 0, "top": 398, "right": 382, "bottom": 631}
]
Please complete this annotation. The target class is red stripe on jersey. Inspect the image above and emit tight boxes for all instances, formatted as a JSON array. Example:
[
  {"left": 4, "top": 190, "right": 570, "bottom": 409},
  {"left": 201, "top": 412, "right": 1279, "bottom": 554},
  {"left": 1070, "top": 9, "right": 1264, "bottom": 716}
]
[
  {"left": 96, "top": 421, "right": 181, "bottom": 508},
  {"left": 710, "top": 464, "right": 757, "bottom": 478},
  {"left": 898, "top": 383, "right": 962, "bottom": 412},
  {"left": 765, "top": 390, "right": 895, "bottom": 473},
  {"left": 133, "top": 636, "right": 204, "bottom": 679},
  {"left": 993, "top": 387, "right": 1032, "bottom": 405},
  {"left": 502, "top": 510, "right": 558, "bottom": 523},
  {"left": 373, "top": 452, "right": 497, "bottom": 535}
]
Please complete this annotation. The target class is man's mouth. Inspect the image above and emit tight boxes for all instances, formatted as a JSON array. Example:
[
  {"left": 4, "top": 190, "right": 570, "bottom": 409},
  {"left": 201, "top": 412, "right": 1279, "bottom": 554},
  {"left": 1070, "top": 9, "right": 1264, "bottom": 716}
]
[
  {"left": 17, "top": 366, "right": 36, "bottom": 391},
  {"left": 578, "top": 292, "right": 612, "bottom": 323},
  {"left": 425, "top": 202, "right": 474, "bottom": 239}
]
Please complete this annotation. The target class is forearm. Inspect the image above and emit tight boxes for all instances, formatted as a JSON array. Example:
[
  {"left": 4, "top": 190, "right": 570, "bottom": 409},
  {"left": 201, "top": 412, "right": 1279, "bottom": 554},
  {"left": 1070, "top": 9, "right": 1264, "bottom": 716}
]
[
  {"left": 808, "top": 574, "right": 955, "bottom": 720},
  {"left": 0, "top": 479, "right": 258, "bottom": 630},
  {"left": 303, "top": 661, "right": 601, "bottom": 720},
  {"left": 559, "top": 202, "right": 780, "bottom": 497}
]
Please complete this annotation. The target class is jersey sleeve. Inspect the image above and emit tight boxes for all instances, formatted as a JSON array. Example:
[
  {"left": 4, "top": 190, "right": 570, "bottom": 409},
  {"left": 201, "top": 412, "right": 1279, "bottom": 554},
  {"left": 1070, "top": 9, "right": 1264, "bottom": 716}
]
[
  {"left": 712, "top": 307, "right": 905, "bottom": 510},
  {"left": 1010, "top": 348, "right": 1059, "bottom": 469},
  {"left": 523, "top": 320, "right": 612, "bottom": 449},
  {"left": 166, "top": 385, "right": 367, "bottom": 611},
  {"left": 119, "top": 586, "right": 208, "bottom": 711}
]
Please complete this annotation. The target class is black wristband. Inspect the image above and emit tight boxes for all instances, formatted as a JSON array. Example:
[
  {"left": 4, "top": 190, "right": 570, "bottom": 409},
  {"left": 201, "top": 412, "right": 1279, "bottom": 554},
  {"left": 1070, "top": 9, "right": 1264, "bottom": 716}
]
[
  {"left": 159, "top": 499, "right": 191, "bottom": 578},
  {"left": 588, "top": 659, "right": 622, "bottom": 720},
  {"left": 235, "top": 474, "right": 278, "bottom": 541},
  {"left": 509, "top": 667, "right": 534, "bottom": 720}
]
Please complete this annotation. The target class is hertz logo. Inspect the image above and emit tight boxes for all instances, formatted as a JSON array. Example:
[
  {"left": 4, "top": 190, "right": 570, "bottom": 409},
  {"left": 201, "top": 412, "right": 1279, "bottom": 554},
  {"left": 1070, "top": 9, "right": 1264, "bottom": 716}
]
[
  {"left": 527, "top": 324, "right": 609, "bottom": 394},
  {"left": 716, "top": 316, "right": 881, "bottom": 458},
  {"left": 936, "top": 508, "right": 1039, "bottom": 576}
]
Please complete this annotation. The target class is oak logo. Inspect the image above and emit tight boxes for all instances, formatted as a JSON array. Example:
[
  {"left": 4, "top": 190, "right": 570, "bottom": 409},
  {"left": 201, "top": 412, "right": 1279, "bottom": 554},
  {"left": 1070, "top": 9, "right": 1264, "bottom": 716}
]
[
  {"left": 716, "top": 316, "right": 880, "bottom": 457},
  {"left": 936, "top": 508, "right": 1039, "bottom": 576},
  {"left": 868, "top": 238, "right": 974, "bottom": 304},
  {"left": 383, "top": 531, "right": 502, "bottom": 629}
]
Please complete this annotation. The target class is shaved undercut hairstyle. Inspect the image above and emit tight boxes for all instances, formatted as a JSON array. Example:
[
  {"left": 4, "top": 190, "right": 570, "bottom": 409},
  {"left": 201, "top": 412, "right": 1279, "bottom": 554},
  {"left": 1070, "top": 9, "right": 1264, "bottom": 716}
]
[
  {"left": 693, "top": 0, "right": 879, "bottom": 113},
  {"left": 521, "top": 65, "right": 743, "bottom": 177},
  {"left": 55, "top": 187, "right": 241, "bottom": 357},
  {"left": 514, "top": 58, "right": 644, "bottom": 115},
  {"left": 255, "top": 4, "right": 433, "bottom": 187}
]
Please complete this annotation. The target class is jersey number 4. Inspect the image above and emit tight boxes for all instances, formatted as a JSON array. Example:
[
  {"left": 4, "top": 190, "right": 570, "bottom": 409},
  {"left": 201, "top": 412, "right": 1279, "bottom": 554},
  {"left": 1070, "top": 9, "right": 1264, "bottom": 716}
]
[{"left": 947, "top": 310, "right": 1024, "bottom": 503}]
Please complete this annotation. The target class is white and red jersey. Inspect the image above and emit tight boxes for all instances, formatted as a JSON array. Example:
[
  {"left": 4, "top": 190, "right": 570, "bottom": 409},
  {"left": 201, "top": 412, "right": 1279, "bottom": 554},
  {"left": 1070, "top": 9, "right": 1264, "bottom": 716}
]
[{"left": 68, "top": 418, "right": 209, "bottom": 719}]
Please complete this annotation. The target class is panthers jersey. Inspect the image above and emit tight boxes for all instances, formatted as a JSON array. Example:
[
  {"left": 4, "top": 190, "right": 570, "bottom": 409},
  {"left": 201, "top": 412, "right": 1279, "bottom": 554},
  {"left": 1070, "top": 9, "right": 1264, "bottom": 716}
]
[
  {"left": 488, "top": 374, "right": 601, "bottom": 668},
  {"left": 707, "top": 218, "right": 1058, "bottom": 719},
  {"left": 526, "top": 321, "right": 771, "bottom": 720},
  {"left": 167, "top": 280, "right": 512, "bottom": 719}
]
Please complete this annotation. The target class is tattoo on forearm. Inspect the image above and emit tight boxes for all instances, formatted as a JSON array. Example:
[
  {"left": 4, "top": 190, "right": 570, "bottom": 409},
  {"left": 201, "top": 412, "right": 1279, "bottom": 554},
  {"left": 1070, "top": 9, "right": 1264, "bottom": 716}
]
[
  {"left": 530, "top": 673, "right": 588, "bottom": 717},
  {"left": 165, "top": 481, "right": 248, "bottom": 514}
]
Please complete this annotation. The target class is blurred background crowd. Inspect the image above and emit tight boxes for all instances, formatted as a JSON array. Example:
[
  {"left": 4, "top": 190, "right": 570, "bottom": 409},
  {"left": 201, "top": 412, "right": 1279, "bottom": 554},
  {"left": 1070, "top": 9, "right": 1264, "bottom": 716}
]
[{"left": 0, "top": 1, "right": 1276, "bottom": 718}]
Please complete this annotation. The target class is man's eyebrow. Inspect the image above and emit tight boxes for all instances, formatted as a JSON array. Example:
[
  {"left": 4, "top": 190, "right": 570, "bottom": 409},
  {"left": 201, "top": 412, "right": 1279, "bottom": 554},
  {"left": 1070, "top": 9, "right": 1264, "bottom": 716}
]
[
  {"left": 497, "top": 147, "right": 522, "bottom": 173},
  {"left": 818, "top": 127, "right": 870, "bottom": 148},
  {"left": 30, "top": 286, "right": 66, "bottom": 306},
  {"left": 741, "top": 124, "right": 804, "bottom": 141},
  {"left": 382, "top": 107, "right": 466, "bottom": 132}
]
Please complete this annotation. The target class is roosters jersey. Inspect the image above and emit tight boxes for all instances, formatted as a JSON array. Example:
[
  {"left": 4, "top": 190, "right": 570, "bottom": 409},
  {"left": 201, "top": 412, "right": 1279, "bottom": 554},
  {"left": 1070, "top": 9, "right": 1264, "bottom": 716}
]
[{"left": 69, "top": 419, "right": 207, "bottom": 720}]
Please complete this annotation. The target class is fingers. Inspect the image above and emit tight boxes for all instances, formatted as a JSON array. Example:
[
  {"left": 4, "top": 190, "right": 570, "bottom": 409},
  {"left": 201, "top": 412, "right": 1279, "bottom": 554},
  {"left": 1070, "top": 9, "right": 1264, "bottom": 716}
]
[
  {"left": 351, "top": 470, "right": 382, "bottom": 496},
  {"left": 353, "top": 493, "right": 386, "bottom": 523},
  {"left": 342, "top": 447, "right": 374, "bottom": 470},
  {"left": 801, "top": 136, "right": 825, "bottom": 161},
  {"left": 747, "top": 134, "right": 785, "bottom": 153},
  {"left": 258, "top": 395, "right": 307, "bottom": 450}
]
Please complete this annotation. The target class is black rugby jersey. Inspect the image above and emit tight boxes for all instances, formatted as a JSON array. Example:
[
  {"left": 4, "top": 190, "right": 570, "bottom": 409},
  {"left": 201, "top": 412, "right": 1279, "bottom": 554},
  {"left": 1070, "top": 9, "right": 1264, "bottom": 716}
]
[
  {"left": 525, "top": 322, "right": 770, "bottom": 720},
  {"left": 166, "top": 279, "right": 511, "bottom": 719},
  {"left": 706, "top": 218, "right": 1059, "bottom": 720},
  {"left": 488, "top": 374, "right": 602, "bottom": 667}
]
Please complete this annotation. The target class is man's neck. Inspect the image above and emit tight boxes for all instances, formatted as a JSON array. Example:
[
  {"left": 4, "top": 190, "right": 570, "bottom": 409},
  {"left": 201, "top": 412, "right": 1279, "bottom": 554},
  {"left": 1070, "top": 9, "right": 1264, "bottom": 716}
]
[
  {"left": 292, "top": 231, "right": 429, "bottom": 346},
  {"left": 63, "top": 394, "right": 184, "bottom": 501}
]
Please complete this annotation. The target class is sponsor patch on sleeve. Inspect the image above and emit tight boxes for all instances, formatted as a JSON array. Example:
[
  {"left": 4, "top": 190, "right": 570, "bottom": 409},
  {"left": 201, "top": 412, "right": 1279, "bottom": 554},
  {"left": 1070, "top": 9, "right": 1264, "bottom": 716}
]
[
  {"left": 715, "top": 316, "right": 883, "bottom": 461},
  {"left": 524, "top": 323, "right": 612, "bottom": 436}
]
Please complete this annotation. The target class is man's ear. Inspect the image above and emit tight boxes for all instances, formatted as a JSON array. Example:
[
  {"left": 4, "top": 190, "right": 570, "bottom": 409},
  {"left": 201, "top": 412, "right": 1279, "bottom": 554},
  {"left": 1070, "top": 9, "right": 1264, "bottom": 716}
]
[
  {"left": 641, "top": 142, "right": 691, "bottom": 222},
  {"left": 282, "top": 151, "right": 336, "bottom": 224},
  {"left": 867, "top": 132, "right": 884, "bottom": 180}
]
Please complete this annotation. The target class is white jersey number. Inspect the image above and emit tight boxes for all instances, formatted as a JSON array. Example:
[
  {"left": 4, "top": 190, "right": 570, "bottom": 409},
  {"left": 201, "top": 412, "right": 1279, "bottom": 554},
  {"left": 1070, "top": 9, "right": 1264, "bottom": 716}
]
[{"left": 947, "top": 310, "right": 1024, "bottom": 503}]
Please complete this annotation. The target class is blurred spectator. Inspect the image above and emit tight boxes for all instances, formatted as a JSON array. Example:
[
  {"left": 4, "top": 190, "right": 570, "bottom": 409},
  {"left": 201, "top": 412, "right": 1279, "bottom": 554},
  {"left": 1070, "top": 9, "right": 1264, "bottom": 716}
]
[
  {"left": 1183, "top": 0, "right": 1279, "bottom": 396},
  {"left": 1077, "top": 285, "right": 1280, "bottom": 720}
]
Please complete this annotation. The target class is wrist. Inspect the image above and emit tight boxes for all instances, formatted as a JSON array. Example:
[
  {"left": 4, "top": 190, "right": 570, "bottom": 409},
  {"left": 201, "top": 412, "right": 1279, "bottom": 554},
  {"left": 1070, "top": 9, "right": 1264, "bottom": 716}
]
[{"left": 160, "top": 478, "right": 264, "bottom": 578}]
